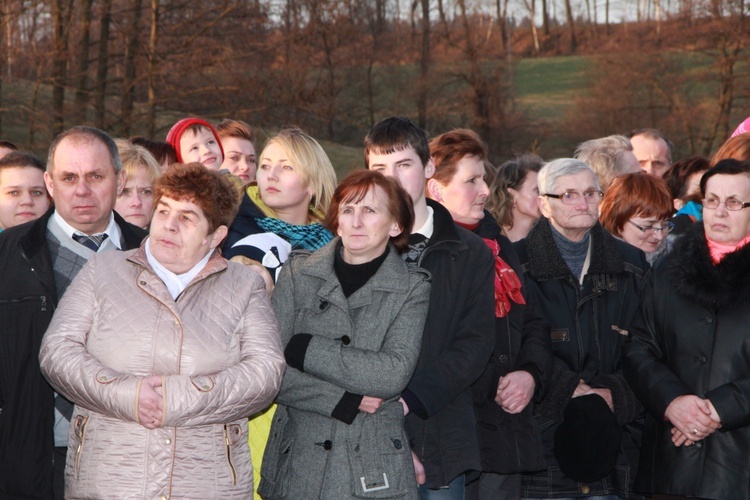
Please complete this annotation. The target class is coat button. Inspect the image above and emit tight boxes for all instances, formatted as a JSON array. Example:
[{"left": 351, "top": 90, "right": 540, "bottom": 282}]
[
  {"left": 699, "top": 355, "right": 708, "bottom": 363},
  {"left": 695, "top": 442, "right": 703, "bottom": 448},
  {"left": 581, "top": 485, "right": 590, "bottom": 494},
  {"left": 323, "top": 440, "right": 332, "bottom": 450},
  {"left": 341, "top": 335, "right": 351, "bottom": 346},
  {"left": 498, "top": 355, "right": 508, "bottom": 363},
  {"left": 140, "top": 281, "right": 147, "bottom": 285},
  {"left": 393, "top": 439, "right": 402, "bottom": 449},
  {"left": 319, "top": 301, "right": 329, "bottom": 310}
]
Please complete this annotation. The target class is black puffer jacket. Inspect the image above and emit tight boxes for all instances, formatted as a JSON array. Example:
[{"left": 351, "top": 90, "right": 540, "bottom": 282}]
[
  {"left": 514, "top": 218, "right": 648, "bottom": 498},
  {"left": 624, "top": 224, "right": 750, "bottom": 499},
  {"left": 471, "top": 213, "right": 552, "bottom": 474},
  {"left": 403, "top": 200, "right": 495, "bottom": 489},
  {"left": 0, "top": 208, "right": 146, "bottom": 499}
]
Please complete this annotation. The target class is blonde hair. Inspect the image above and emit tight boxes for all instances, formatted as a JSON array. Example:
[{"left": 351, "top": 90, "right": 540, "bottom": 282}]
[
  {"left": 262, "top": 128, "right": 337, "bottom": 214},
  {"left": 115, "top": 139, "right": 161, "bottom": 183}
]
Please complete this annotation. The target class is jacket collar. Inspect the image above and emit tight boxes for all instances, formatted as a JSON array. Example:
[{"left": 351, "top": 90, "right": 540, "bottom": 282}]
[
  {"left": 425, "top": 199, "right": 468, "bottom": 254},
  {"left": 523, "top": 217, "right": 624, "bottom": 280},
  {"left": 127, "top": 241, "right": 228, "bottom": 284},
  {"left": 667, "top": 223, "right": 750, "bottom": 309},
  {"left": 299, "top": 238, "right": 411, "bottom": 309}
]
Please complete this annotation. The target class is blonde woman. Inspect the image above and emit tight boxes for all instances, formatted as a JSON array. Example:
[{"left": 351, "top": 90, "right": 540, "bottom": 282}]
[
  {"left": 222, "top": 127, "right": 337, "bottom": 498},
  {"left": 114, "top": 139, "right": 161, "bottom": 229}
]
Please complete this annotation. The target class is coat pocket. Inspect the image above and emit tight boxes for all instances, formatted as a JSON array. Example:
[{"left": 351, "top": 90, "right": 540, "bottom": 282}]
[{"left": 347, "top": 403, "right": 414, "bottom": 499}]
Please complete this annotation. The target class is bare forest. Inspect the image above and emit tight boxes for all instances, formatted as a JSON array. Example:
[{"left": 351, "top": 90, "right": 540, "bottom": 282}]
[{"left": 0, "top": 0, "right": 748, "bottom": 165}]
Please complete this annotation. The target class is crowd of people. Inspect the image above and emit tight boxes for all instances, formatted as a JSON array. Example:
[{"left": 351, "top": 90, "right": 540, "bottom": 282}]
[{"left": 1, "top": 114, "right": 750, "bottom": 500}]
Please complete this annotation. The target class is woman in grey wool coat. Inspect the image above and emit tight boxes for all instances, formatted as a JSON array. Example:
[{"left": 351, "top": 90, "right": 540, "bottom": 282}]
[{"left": 259, "top": 170, "right": 431, "bottom": 499}]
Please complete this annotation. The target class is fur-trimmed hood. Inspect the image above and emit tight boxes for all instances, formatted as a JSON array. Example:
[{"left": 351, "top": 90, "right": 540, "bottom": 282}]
[
  {"left": 666, "top": 223, "right": 750, "bottom": 309},
  {"left": 523, "top": 217, "right": 626, "bottom": 281}
]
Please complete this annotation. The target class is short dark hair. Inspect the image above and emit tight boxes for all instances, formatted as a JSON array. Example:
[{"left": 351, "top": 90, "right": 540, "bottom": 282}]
[
  {"left": 0, "top": 140, "right": 19, "bottom": 151},
  {"left": 364, "top": 116, "right": 430, "bottom": 169},
  {"left": 663, "top": 156, "right": 710, "bottom": 201},
  {"left": 0, "top": 151, "right": 46, "bottom": 173},
  {"left": 48, "top": 126, "right": 122, "bottom": 174},
  {"left": 324, "top": 170, "right": 414, "bottom": 254},
  {"left": 628, "top": 128, "right": 674, "bottom": 161},
  {"left": 153, "top": 163, "right": 240, "bottom": 233},
  {"left": 700, "top": 158, "right": 750, "bottom": 197},
  {"left": 429, "top": 129, "right": 488, "bottom": 186},
  {"left": 130, "top": 136, "right": 177, "bottom": 167}
]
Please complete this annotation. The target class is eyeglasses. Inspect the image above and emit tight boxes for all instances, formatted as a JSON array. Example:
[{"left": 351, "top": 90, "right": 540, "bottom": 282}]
[
  {"left": 542, "top": 190, "right": 603, "bottom": 205},
  {"left": 627, "top": 220, "right": 671, "bottom": 235},
  {"left": 702, "top": 197, "right": 750, "bottom": 211}
]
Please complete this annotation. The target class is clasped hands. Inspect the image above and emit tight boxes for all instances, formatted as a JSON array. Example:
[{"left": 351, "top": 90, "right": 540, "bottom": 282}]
[
  {"left": 665, "top": 394, "right": 721, "bottom": 447},
  {"left": 138, "top": 375, "right": 164, "bottom": 430}
]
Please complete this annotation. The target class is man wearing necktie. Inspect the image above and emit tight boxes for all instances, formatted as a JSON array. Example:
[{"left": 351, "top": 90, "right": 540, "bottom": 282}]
[{"left": 0, "top": 126, "right": 147, "bottom": 499}]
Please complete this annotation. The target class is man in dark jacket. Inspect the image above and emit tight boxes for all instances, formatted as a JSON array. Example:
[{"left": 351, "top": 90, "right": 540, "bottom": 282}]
[
  {"left": 514, "top": 158, "right": 647, "bottom": 498},
  {"left": 365, "top": 116, "right": 495, "bottom": 498},
  {"left": 0, "top": 126, "right": 147, "bottom": 499}
]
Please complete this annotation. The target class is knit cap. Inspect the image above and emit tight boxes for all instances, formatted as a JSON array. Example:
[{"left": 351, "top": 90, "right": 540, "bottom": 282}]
[{"left": 166, "top": 118, "right": 224, "bottom": 163}]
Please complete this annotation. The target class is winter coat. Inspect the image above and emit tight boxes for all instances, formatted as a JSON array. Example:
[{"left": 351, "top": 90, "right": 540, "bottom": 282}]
[
  {"left": 259, "top": 240, "right": 431, "bottom": 499},
  {"left": 514, "top": 218, "right": 648, "bottom": 498},
  {"left": 402, "top": 200, "right": 496, "bottom": 488},
  {"left": 38, "top": 244, "right": 285, "bottom": 499},
  {"left": 470, "top": 213, "right": 552, "bottom": 474},
  {"left": 624, "top": 224, "right": 750, "bottom": 499},
  {"left": 0, "top": 208, "right": 146, "bottom": 499}
]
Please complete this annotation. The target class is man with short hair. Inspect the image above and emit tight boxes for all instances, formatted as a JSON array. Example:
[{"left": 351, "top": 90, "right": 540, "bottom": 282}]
[
  {"left": 574, "top": 134, "right": 641, "bottom": 191},
  {"left": 628, "top": 128, "right": 673, "bottom": 178},
  {"left": 0, "top": 126, "right": 147, "bottom": 499},
  {"left": 365, "top": 116, "right": 495, "bottom": 499},
  {"left": 0, "top": 139, "right": 19, "bottom": 159}
]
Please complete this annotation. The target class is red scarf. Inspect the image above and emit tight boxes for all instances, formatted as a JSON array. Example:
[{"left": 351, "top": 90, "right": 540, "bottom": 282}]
[{"left": 482, "top": 238, "right": 526, "bottom": 317}]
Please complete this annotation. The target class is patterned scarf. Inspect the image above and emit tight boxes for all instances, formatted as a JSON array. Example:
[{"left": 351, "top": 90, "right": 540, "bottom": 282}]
[
  {"left": 256, "top": 216, "right": 333, "bottom": 251},
  {"left": 482, "top": 238, "right": 526, "bottom": 318}
]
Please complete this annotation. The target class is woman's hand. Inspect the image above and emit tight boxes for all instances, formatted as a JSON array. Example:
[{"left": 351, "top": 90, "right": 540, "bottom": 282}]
[
  {"left": 358, "top": 396, "right": 383, "bottom": 414},
  {"left": 138, "top": 376, "right": 164, "bottom": 429},
  {"left": 495, "top": 371, "right": 535, "bottom": 414},
  {"left": 665, "top": 395, "right": 721, "bottom": 443}
]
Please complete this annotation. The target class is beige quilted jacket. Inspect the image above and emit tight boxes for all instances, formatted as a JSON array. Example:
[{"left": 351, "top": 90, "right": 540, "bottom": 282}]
[{"left": 39, "top": 245, "right": 285, "bottom": 499}]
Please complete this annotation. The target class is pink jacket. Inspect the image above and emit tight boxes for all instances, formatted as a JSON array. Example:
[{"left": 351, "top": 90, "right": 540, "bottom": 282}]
[{"left": 40, "top": 246, "right": 285, "bottom": 499}]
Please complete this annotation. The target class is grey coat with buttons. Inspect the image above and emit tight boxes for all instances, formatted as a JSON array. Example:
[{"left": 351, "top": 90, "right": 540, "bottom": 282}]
[{"left": 259, "top": 240, "right": 431, "bottom": 499}]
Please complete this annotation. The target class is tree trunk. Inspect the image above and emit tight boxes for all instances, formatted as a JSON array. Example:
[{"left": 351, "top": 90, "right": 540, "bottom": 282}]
[
  {"left": 51, "top": 0, "right": 74, "bottom": 135},
  {"left": 528, "top": 0, "right": 540, "bottom": 53},
  {"left": 564, "top": 0, "right": 577, "bottom": 52},
  {"left": 417, "top": 0, "right": 430, "bottom": 129},
  {"left": 121, "top": 0, "right": 143, "bottom": 136},
  {"left": 542, "top": 0, "right": 550, "bottom": 35},
  {"left": 94, "top": 0, "right": 112, "bottom": 129},
  {"left": 73, "top": 0, "right": 94, "bottom": 125},
  {"left": 457, "top": 0, "right": 492, "bottom": 141},
  {"left": 146, "top": 0, "right": 159, "bottom": 138}
]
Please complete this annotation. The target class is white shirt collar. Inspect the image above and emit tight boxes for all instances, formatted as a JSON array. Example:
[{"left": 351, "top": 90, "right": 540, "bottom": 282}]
[
  {"left": 52, "top": 210, "right": 123, "bottom": 251},
  {"left": 145, "top": 237, "right": 213, "bottom": 300},
  {"left": 412, "top": 206, "right": 434, "bottom": 239}
]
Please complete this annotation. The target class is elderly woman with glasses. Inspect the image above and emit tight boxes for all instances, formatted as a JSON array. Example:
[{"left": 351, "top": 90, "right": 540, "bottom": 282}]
[
  {"left": 514, "top": 159, "right": 649, "bottom": 499},
  {"left": 599, "top": 172, "right": 675, "bottom": 263},
  {"left": 624, "top": 159, "right": 750, "bottom": 499}
]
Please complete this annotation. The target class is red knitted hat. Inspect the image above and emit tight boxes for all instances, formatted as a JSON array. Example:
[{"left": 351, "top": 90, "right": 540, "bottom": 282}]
[{"left": 166, "top": 117, "right": 224, "bottom": 164}]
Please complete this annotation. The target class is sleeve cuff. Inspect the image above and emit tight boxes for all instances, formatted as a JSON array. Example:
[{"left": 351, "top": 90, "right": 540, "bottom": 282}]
[
  {"left": 331, "top": 391, "right": 363, "bottom": 424},
  {"left": 517, "top": 363, "right": 543, "bottom": 401},
  {"left": 284, "top": 334, "right": 313, "bottom": 371},
  {"left": 401, "top": 388, "right": 428, "bottom": 419}
]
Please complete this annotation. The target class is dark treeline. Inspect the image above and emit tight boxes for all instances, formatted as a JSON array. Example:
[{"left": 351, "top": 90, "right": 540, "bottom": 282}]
[{"left": 0, "top": 0, "right": 748, "bottom": 164}]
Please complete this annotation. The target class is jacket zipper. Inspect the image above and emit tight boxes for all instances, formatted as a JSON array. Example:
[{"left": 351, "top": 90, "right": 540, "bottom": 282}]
[
  {"left": 19, "top": 249, "right": 56, "bottom": 310},
  {"left": 74, "top": 417, "right": 89, "bottom": 479},
  {"left": 0, "top": 295, "right": 47, "bottom": 312},
  {"left": 223, "top": 424, "right": 237, "bottom": 485}
]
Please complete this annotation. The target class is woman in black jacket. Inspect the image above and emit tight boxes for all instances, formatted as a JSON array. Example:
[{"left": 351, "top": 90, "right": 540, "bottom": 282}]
[
  {"left": 428, "top": 129, "right": 552, "bottom": 499},
  {"left": 624, "top": 159, "right": 750, "bottom": 499}
]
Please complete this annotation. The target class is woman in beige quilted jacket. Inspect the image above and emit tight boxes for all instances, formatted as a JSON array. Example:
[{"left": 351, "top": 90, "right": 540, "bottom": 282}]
[{"left": 39, "top": 163, "right": 285, "bottom": 499}]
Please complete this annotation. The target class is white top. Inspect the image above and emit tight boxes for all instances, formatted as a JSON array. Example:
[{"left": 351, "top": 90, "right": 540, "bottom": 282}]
[{"left": 145, "top": 237, "right": 213, "bottom": 300}]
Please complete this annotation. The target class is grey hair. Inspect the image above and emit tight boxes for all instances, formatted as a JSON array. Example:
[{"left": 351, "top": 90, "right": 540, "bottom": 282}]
[
  {"left": 574, "top": 135, "right": 634, "bottom": 190},
  {"left": 538, "top": 158, "right": 600, "bottom": 194},
  {"left": 47, "top": 126, "right": 123, "bottom": 175}
]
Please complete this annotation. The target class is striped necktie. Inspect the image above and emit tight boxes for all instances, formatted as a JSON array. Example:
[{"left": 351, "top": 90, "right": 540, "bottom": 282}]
[{"left": 73, "top": 233, "right": 108, "bottom": 252}]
